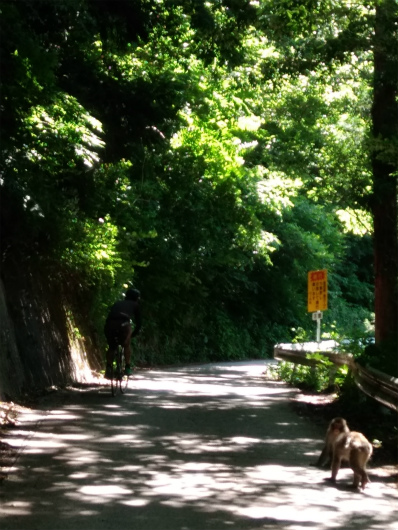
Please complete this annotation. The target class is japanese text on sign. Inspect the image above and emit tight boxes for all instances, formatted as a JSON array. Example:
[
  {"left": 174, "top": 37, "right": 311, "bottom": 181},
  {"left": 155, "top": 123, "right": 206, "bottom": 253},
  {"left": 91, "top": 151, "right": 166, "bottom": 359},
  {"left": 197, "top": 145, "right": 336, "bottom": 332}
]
[{"left": 308, "top": 269, "right": 328, "bottom": 312}]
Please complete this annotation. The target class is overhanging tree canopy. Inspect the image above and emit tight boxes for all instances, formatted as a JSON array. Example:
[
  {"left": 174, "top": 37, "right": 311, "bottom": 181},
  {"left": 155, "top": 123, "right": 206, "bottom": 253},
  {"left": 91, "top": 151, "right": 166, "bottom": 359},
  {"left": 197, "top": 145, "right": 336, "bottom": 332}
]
[{"left": 0, "top": 0, "right": 395, "bottom": 371}]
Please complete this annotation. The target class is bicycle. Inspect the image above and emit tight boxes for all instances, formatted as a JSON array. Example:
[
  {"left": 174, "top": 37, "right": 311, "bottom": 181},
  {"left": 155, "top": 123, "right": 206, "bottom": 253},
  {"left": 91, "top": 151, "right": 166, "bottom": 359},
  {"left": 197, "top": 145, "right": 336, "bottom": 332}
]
[{"left": 110, "top": 340, "right": 129, "bottom": 397}]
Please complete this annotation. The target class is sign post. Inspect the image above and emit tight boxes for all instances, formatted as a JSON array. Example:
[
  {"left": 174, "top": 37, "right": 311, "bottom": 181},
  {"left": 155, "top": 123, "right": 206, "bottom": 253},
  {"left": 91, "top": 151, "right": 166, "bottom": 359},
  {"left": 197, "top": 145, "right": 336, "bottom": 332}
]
[
  {"left": 308, "top": 269, "right": 328, "bottom": 344},
  {"left": 312, "top": 310, "right": 323, "bottom": 343}
]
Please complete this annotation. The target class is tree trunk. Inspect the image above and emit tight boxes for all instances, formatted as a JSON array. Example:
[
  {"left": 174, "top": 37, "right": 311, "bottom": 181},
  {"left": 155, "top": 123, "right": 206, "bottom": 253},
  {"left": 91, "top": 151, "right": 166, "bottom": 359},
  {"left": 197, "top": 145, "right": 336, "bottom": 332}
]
[{"left": 371, "top": 1, "right": 398, "bottom": 352}]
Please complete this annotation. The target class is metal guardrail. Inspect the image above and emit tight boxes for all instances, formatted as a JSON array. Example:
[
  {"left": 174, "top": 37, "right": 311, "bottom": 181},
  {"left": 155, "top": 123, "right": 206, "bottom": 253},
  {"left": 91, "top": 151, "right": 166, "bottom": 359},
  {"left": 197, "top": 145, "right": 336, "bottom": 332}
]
[
  {"left": 273, "top": 342, "right": 398, "bottom": 412},
  {"left": 352, "top": 364, "right": 398, "bottom": 412}
]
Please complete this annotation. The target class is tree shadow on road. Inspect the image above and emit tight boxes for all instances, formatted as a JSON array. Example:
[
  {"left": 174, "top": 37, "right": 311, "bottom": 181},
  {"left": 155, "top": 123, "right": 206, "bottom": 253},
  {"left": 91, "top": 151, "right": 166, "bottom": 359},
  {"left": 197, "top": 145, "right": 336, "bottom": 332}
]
[{"left": 1, "top": 363, "right": 397, "bottom": 530}]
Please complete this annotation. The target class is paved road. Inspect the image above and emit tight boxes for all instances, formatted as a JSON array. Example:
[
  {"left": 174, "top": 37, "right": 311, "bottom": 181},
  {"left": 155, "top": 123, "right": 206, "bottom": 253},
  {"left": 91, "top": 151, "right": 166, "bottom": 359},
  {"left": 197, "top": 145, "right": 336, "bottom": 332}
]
[{"left": 1, "top": 361, "right": 397, "bottom": 530}]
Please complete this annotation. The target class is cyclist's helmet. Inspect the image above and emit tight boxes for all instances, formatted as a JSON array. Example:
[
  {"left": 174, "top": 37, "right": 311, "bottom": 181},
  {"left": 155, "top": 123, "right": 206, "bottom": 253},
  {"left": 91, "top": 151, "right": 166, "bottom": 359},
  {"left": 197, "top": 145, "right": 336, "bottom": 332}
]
[{"left": 125, "top": 288, "right": 140, "bottom": 301}]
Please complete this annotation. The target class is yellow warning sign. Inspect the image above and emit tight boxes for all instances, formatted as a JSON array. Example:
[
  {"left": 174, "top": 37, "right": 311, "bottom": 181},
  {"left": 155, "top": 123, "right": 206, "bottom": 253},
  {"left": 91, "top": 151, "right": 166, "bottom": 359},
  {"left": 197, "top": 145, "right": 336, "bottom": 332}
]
[{"left": 308, "top": 269, "right": 328, "bottom": 312}]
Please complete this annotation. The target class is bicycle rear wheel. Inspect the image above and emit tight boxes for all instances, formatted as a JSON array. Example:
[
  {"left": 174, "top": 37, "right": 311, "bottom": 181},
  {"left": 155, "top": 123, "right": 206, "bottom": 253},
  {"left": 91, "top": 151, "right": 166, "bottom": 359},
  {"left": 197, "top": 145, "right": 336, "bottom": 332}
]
[
  {"left": 111, "top": 345, "right": 128, "bottom": 396},
  {"left": 110, "top": 358, "right": 117, "bottom": 397},
  {"left": 118, "top": 346, "right": 129, "bottom": 394}
]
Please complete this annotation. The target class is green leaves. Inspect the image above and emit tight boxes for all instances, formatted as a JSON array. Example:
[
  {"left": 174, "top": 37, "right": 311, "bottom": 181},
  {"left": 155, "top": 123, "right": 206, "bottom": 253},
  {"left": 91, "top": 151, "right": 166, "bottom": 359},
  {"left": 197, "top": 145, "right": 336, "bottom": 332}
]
[{"left": 0, "top": 0, "right": 383, "bottom": 366}]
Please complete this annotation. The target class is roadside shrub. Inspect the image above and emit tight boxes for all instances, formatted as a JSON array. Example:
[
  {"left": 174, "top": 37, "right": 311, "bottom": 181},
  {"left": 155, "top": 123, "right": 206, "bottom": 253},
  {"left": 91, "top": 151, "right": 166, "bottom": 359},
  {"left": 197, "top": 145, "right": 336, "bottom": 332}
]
[{"left": 272, "top": 353, "right": 349, "bottom": 393}]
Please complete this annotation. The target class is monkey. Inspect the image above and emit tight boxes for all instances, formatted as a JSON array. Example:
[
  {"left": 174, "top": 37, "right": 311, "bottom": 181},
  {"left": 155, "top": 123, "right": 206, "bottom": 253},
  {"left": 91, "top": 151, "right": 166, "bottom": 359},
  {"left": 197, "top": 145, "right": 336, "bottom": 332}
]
[
  {"left": 314, "top": 417, "right": 350, "bottom": 468},
  {"left": 329, "top": 430, "right": 373, "bottom": 490}
]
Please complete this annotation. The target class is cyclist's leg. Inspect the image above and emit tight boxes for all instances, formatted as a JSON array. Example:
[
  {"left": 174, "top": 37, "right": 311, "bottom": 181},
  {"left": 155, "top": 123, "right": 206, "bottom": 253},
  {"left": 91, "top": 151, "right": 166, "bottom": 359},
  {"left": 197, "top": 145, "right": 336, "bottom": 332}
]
[
  {"left": 104, "top": 321, "right": 119, "bottom": 378},
  {"left": 120, "top": 324, "right": 133, "bottom": 374},
  {"left": 123, "top": 326, "right": 133, "bottom": 365},
  {"left": 106, "top": 346, "right": 117, "bottom": 365}
]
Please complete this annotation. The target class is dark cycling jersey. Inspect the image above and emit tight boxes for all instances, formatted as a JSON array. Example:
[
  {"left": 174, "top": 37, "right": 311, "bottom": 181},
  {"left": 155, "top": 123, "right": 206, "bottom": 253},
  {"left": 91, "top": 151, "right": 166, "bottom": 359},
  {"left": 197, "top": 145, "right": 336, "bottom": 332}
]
[{"left": 105, "top": 299, "right": 142, "bottom": 337}]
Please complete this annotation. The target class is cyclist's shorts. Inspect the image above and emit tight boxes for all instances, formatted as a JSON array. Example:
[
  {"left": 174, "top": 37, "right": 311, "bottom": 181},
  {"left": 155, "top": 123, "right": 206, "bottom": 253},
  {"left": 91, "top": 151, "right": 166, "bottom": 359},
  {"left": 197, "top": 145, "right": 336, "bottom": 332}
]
[{"left": 104, "top": 319, "right": 131, "bottom": 348}]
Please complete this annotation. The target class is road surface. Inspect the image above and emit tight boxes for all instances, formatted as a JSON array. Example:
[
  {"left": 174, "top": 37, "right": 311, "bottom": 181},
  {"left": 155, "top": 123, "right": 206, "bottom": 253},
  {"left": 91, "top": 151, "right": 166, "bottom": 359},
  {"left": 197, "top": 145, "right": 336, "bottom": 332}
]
[{"left": 1, "top": 361, "right": 397, "bottom": 529}]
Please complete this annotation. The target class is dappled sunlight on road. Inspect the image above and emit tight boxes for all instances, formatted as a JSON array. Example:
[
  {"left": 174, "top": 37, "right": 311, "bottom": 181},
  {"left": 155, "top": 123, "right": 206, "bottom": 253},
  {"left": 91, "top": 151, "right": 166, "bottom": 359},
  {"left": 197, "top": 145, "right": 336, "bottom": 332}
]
[
  {"left": 1, "top": 361, "right": 397, "bottom": 530},
  {"left": 132, "top": 367, "right": 295, "bottom": 403},
  {"left": 80, "top": 485, "right": 133, "bottom": 496}
]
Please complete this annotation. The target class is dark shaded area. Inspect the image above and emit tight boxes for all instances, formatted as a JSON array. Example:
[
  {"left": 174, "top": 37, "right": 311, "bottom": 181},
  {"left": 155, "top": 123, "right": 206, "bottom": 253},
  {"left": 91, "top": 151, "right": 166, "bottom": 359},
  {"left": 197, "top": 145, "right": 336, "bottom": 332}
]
[{"left": 0, "top": 266, "right": 102, "bottom": 399}]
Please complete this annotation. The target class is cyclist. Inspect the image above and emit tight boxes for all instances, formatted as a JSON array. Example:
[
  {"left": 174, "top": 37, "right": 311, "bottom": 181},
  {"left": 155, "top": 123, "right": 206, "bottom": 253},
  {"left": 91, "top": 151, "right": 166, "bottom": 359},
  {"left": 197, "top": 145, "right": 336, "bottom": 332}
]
[{"left": 104, "top": 288, "right": 142, "bottom": 378}]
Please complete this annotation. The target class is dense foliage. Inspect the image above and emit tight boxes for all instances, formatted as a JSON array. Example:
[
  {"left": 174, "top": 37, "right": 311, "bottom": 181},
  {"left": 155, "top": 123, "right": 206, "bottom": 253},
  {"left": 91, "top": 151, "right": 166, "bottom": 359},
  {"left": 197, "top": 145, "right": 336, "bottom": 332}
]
[{"left": 1, "top": 0, "right": 396, "bottom": 372}]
